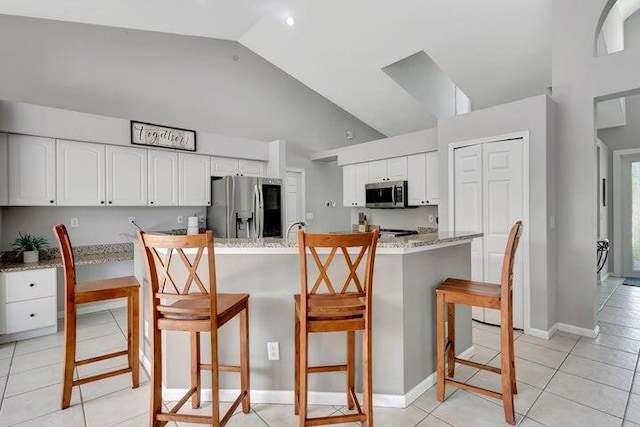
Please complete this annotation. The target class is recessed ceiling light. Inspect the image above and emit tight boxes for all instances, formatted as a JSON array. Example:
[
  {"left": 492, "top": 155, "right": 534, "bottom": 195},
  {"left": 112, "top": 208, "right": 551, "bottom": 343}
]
[{"left": 285, "top": 16, "right": 295, "bottom": 27}]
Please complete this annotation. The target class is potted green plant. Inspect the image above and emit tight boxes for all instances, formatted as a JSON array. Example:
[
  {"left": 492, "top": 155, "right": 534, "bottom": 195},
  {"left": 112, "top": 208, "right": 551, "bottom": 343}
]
[{"left": 12, "top": 232, "right": 49, "bottom": 263}]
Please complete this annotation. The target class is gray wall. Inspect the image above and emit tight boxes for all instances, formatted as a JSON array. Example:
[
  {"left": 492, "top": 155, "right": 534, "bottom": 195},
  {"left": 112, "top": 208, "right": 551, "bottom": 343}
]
[
  {"left": 626, "top": 9, "right": 640, "bottom": 50},
  {"left": 598, "top": 94, "right": 640, "bottom": 150},
  {"left": 552, "top": 0, "right": 640, "bottom": 331},
  {"left": 438, "top": 95, "right": 556, "bottom": 332},
  {"left": 0, "top": 14, "right": 383, "bottom": 235}
]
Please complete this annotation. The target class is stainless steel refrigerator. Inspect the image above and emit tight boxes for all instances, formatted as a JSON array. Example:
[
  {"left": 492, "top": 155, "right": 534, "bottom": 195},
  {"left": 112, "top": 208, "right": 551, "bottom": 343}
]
[{"left": 207, "top": 176, "right": 283, "bottom": 238}]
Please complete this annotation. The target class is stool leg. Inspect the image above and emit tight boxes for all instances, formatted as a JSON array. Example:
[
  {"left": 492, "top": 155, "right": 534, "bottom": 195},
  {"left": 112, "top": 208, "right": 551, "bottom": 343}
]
[
  {"left": 61, "top": 303, "right": 76, "bottom": 409},
  {"left": 294, "top": 311, "right": 300, "bottom": 416},
  {"left": 500, "top": 309, "right": 515, "bottom": 425},
  {"left": 346, "top": 331, "right": 355, "bottom": 410},
  {"left": 150, "top": 324, "right": 163, "bottom": 427},
  {"left": 190, "top": 332, "right": 201, "bottom": 409},
  {"left": 363, "top": 317, "right": 373, "bottom": 427},
  {"left": 298, "top": 323, "right": 308, "bottom": 427},
  {"left": 508, "top": 291, "right": 517, "bottom": 395},
  {"left": 436, "top": 292, "right": 446, "bottom": 402},
  {"left": 210, "top": 330, "right": 221, "bottom": 426},
  {"left": 129, "top": 290, "right": 140, "bottom": 389},
  {"left": 447, "top": 303, "right": 455, "bottom": 378},
  {"left": 240, "top": 304, "right": 250, "bottom": 413}
]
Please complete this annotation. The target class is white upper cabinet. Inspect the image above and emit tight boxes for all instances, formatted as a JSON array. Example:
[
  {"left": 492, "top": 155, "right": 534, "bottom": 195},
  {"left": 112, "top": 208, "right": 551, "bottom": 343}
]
[
  {"left": 211, "top": 157, "right": 266, "bottom": 177},
  {"left": 9, "top": 135, "right": 56, "bottom": 206},
  {"left": 211, "top": 156, "right": 239, "bottom": 177},
  {"left": 179, "top": 153, "right": 211, "bottom": 206},
  {"left": 56, "top": 140, "right": 105, "bottom": 206},
  {"left": 368, "top": 157, "right": 407, "bottom": 183},
  {"left": 343, "top": 163, "right": 368, "bottom": 207},
  {"left": 386, "top": 157, "right": 408, "bottom": 181},
  {"left": 407, "top": 151, "right": 439, "bottom": 206},
  {"left": 0, "top": 133, "right": 8, "bottom": 206},
  {"left": 148, "top": 150, "right": 178, "bottom": 206},
  {"left": 425, "top": 152, "right": 439, "bottom": 204},
  {"left": 106, "top": 145, "right": 148, "bottom": 206},
  {"left": 238, "top": 159, "right": 265, "bottom": 177},
  {"left": 407, "top": 153, "right": 427, "bottom": 206}
]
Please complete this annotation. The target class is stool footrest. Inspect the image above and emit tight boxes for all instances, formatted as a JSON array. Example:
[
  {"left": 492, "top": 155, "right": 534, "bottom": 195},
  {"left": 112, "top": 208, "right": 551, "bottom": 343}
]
[
  {"left": 75, "top": 349, "right": 128, "bottom": 366},
  {"left": 455, "top": 357, "right": 502, "bottom": 374},
  {"left": 73, "top": 367, "right": 132, "bottom": 386},
  {"left": 199, "top": 363, "right": 241, "bottom": 373},
  {"left": 308, "top": 364, "right": 348, "bottom": 374},
  {"left": 160, "top": 389, "right": 247, "bottom": 426},
  {"left": 169, "top": 387, "right": 198, "bottom": 414},
  {"left": 445, "top": 378, "right": 502, "bottom": 400},
  {"left": 306, "top": 412, "right": 367, "bottom": 426}
]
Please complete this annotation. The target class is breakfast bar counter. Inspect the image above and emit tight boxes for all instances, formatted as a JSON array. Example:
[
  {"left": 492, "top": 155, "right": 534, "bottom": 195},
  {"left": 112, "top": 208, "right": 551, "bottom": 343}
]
[{"left": 133, "top": 231, "right": 480, "bottom": 407}]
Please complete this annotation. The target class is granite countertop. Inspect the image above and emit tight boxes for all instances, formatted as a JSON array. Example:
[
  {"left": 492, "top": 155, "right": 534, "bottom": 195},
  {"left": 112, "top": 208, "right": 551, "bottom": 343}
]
[
  {"left": 0, "top": 243, "right": 134, "bottom": 272},
  {"left": 209, "top": 231, "right": 482, "bottom": 249}
]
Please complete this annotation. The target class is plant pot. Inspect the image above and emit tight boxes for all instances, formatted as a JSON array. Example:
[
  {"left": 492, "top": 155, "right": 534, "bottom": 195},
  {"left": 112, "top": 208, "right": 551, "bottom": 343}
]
[{"left": 23, "top": 251, "right": 39, "bottom": 263}]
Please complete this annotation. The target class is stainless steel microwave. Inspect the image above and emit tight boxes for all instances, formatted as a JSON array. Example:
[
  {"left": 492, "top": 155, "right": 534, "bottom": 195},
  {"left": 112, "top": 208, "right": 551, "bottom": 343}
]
[{"left": 365, "top": 180, "right": 408, "bottom": 208}]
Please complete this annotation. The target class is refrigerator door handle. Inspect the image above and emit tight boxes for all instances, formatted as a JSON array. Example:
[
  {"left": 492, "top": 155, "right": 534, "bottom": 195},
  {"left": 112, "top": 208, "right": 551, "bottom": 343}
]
[
  {"left": 258, "top": 184, "right": 264, "bottom": 238},
  {"left": 254, "top": 184, "right": 260, "bottom": 238}
]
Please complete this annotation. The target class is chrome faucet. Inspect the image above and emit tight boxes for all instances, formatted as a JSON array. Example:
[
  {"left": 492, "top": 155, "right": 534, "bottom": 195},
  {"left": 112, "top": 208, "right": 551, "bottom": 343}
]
[{"left": 286, "top": 221, "right": 306, "bottom": 242}]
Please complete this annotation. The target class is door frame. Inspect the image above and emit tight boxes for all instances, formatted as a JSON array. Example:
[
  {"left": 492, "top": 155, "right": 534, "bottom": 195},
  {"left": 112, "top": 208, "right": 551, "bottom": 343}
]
[
  {"left": 447, "top": 131, "right": 531, "bottom": 333},
  {"left": 613, "top": 148, "right": 640, "bottom": 276},
  {"left": 285, "top": 167, "right": 306, "bottom": 228}
]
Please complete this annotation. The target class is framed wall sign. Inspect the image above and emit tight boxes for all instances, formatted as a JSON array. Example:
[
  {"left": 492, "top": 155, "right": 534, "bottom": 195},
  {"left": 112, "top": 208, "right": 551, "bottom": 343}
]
[{"left": 131, "top": 121, "right": 196, "bottom": 152}]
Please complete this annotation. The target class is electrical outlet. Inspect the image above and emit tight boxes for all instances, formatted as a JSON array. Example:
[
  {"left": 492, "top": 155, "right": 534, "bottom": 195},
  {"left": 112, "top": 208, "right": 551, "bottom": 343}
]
[
  {"left": 144, "top": 320, "right": 149, "bottom": 339},
  {"left": 198, "top": 214, "right": 205, "bottom": 223},
  {"left": 306, "top": 212, "right": 314, "bottom": 220},
  {"left": 428, "top": 215, "right": 434, "bottom": 223},
  {"left": 70, "top": 218, "right": 79, "bottom": 228},
  {"left": 177, "top": 215, "right": 184, "bottom": 224},
  {"left": 324, "top": 201, "right": 331, "bottom": 207},
  {"left": 267, "top": 341, "right": 280, "bottom": 361},
  {"left": 128, "top": 217, "right": 136, "bottom": 224}
]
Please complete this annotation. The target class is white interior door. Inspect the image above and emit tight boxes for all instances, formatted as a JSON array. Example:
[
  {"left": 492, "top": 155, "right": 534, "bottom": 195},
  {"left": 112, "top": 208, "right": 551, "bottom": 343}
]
[
  {"left": 285, "top": 170, "right": 304, "bottom": 236},
  {"left": 454, "top": 145, "right": 485, "bottom": 321},
  {"left": 621, "top": 155, "right": 640, "bottom": 277},
  {"left": 481, "top": 140, "right": 524, "bottom": 327}
]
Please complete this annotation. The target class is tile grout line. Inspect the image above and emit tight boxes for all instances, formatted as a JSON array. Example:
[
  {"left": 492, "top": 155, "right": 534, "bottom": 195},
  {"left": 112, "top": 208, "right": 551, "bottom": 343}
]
[
  {"left": 0, "top": 343, "right": 16, "bottom": 415},
  {"left": 621, "top": 319, "right": 640, "bottom": 424}
]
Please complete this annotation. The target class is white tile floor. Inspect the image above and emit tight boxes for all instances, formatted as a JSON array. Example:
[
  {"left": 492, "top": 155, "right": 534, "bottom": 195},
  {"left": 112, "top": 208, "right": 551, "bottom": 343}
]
[{"left": 0, "top": 277, "right": 638, "bottom": 426}]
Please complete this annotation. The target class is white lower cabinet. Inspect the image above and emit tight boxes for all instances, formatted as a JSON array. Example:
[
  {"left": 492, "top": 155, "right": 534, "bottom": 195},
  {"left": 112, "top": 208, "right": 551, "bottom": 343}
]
[{"left": 0, "top": 268, "right": 57, "bottom": 336}]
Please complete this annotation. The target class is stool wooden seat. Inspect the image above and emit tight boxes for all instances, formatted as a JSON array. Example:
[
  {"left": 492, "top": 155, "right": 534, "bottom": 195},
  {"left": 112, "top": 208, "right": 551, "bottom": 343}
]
[
  {"left": 294, "top": 230, "right": 379, "bottom": 427},
  {"left": 435, "top": 221, "right": 523, "bottom": 425},
  {"left": 53, "top": 224, "right": 140, "bottom": 410},
  {"left": 138, "top": 231, "right": 250, "bottom": 427}
]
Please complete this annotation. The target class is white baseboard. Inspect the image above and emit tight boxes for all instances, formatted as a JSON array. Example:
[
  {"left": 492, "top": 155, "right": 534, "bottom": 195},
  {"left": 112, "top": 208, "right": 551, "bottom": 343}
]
[
  {"left": 57, "top": 300, "right": 127, "bottom": 319},
  {"left": 527, "top": 322, "right": 599, "bottom": 339},
  {"left": 159, "top": 345, "right": 475, "bottom": 409},
  {"left": 0, "top": 325, "right": 58, "bottom": 344}
]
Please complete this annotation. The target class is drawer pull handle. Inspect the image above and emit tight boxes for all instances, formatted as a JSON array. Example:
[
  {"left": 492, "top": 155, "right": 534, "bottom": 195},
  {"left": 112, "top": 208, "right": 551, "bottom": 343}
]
[
  {"left": 29, "top": 313, "right": 35, "bottom": 317},
  {"left": 29, "top": 283, "right": 35, "bottom": 287}
]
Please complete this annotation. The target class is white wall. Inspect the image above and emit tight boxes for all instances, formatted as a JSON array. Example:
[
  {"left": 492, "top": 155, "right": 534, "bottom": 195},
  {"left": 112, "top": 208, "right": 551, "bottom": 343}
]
[
  {"left": 597, "top": 139, "right": 611, "bottom": 278},
  {"left": 0, "top": 14, "right": 383, "bottom": 235},
  {"left": 552, "top": 0, "right": 640, "bottom": 331},
  {"left": 599, "top": 93, "right": 640, "bottom": 150},
  {"left": 438, "top": 94, "right": 556, "bottom": 332}
]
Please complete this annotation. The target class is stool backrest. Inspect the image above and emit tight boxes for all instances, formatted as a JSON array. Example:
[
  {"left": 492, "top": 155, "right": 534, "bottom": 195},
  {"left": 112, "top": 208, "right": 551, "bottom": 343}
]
[
  {"left": 297, "top": 230, "right": 379, "bottom": 317},
  {"left": 138, "top": 231, "right": 217, "bottom": 325},
  {"left": 53, "top": 224, "right": 77, "bottom": 297},
  {"left": 501, "top": 221, "right": 524, "bottom": 299}
]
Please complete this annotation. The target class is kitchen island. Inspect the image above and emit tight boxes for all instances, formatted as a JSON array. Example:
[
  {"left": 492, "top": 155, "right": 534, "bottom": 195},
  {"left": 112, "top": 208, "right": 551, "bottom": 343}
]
[{"left": 132, "top": 231, "right": 481, "bottom": 408}]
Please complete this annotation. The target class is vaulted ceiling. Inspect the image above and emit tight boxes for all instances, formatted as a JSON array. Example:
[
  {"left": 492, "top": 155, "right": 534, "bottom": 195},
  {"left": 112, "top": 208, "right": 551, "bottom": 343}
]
[{"left": 0, "top": 0, "right": 552, "bottom": 136}]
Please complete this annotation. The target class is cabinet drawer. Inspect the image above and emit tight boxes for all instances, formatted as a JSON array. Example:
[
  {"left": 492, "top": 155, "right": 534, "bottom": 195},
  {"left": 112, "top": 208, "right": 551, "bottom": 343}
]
[
  {"left": 6, "top": 297, "right": 57, "bottom": 334},
  {"left": 5, "top": 268, "right": 56, "bottom": 303}
]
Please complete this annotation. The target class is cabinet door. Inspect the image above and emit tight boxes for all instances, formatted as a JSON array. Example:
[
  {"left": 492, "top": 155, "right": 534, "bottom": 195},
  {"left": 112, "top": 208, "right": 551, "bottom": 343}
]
[
  {"left": 368, "top": 160, "right": 387, "bottom": 183},
  {"left": 425, "top": 152, "right": 439, "bottom": 204},
  {"left": 407, "top": 153, "right": 427, "bottom": 206},
  {"left": 179, "top": 153, "right": 211, "bottom": 206},
  {"left": 56, "top": 140, "right": 105, "bottom": 206},
  {"left": 0, "top": 133, "right": 7, "bottom": 206},
  {"left": 106, "top": 146, "right": 148, "bottom": 206},
  {"left": 238, "top": 160, "right": 266, "bottom": 177},
  {"left": 211, "top": 156, "right": 239, "bottom": 177},
  {"left": 9, "top": 135, "right": 56, "bottom": 206},
  {"left": 386, "top": 156, "right": 408, "bottom": 181},
  {"left": 148, "top": 150, "right": 178, "bottom": 206},
  {"left": 343, "top": 164, "right": 356, "bottom": 207},
  {"left": 354, "top": 163, "right": 369, "bottom": 206}
]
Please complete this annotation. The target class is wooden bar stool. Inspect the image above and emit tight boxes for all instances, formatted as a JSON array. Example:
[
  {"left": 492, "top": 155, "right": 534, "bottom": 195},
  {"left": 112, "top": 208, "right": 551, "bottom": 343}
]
[
  {"left": 435, "top": 221, "right": 523, "bottom": 425},
  {"left": 294, "top": 229, "right": 379, "bottom": 427},
  {"left": 53, "top": 224, "right": 140, "bottom": 410},
  {"left": 138, "top": 230, "right": 250, "bottom": 427}
]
